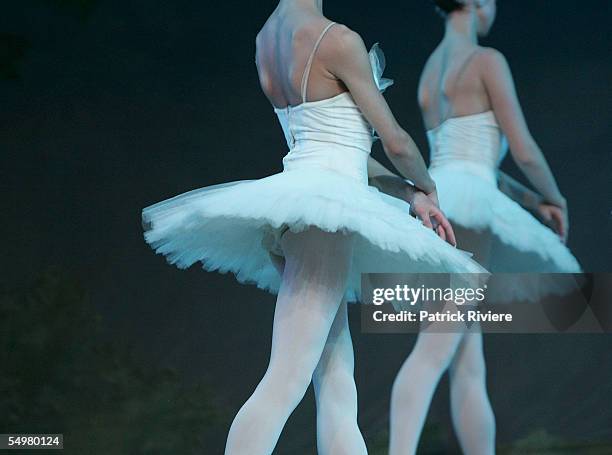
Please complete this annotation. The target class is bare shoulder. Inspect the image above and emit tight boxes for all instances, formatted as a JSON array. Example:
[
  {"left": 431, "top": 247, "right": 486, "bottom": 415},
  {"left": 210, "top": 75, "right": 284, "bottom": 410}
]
[
  {"left": 255, "top": 13, "right": 275, "bottom": 44},
  {"left": 329, "top": 23, "right": 363, "bottom": 46},
  {"left": 318, "top": 23, "right": 367, "bottom": 61},
  {"left": 418, "top": 48, "right": 442, "bottom": 106},
  {"left": 418, "top": 50, "right": 439, "bottom": 85},
  {"left": 476, "top": 46, "right": 511, "bottom": 74},
  {"left": 254, "top": 28, "right": 264, "bottom": 52},
  {"left": 417, "top": 56, "right": 433, "bottom": 105},
  {"left": 254, "top": 18, "right": 274, "bottom": 58},
  {"left": 254, "top": 26, "right": 268, "bottom": 69}
]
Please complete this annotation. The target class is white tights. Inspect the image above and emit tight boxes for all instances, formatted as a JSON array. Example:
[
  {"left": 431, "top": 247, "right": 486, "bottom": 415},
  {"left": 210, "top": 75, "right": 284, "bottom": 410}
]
[
  {"left": 313, "top": 298, "right": 368, "bottom": 455},
  {"left": 389, "top": 323, "right": 496, "bottom": 455},
  {"left": 224, "top": 227, "right": 367, "bottom": 455}
]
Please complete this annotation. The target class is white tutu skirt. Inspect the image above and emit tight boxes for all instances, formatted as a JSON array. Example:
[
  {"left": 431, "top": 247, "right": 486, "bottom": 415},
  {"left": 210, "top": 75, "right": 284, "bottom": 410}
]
[
  {"left": 431, "top": 164, "right": 582, "bottom": 303},
  {"left": 142, "top": 167, "right": 487, "bottom": 302}
]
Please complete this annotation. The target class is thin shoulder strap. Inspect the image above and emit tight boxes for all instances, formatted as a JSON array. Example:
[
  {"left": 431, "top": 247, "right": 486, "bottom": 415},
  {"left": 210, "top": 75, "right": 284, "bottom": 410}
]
[
  {"left": 300, "top": 21, "right": 337, "bottom": 103},
  {"left": 441, "top": 48, "right": 480, "bottom": 123}
]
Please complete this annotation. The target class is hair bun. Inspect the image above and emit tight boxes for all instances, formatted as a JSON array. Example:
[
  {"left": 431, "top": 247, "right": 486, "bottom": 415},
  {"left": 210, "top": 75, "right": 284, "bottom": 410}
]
[{"left": 432, "top": 0, "right": 464, "bottom": 14}]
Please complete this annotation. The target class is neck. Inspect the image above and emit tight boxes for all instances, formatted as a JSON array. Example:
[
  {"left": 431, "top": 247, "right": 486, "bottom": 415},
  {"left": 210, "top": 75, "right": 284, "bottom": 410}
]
[
  {"left": 280, "top": 0, "right": 323, "bottom": 13},
  {"left": 443, "top": 8, "right": 478, "bottom": 44}
]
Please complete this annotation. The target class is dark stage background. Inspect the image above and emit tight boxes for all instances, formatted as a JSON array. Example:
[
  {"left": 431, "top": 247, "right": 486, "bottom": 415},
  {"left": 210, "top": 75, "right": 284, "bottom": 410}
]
[{"left": 2, "top": 1, "right": 611, "bottom": 453}]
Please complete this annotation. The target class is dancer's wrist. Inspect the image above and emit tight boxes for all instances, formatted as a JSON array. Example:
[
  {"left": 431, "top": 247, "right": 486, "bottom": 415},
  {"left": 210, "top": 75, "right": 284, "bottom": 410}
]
[
  {"left": 526, "top": 192, "right": 545, "bottom": 211},
  {"left": 420, "top": 179, "right": 437, "bottom": 196},
  {"left": 425, "top": 188, "right": 440, "bottom": 208},
  {"left": 545, "top": 195, "right": 567, "bottom": 210}
]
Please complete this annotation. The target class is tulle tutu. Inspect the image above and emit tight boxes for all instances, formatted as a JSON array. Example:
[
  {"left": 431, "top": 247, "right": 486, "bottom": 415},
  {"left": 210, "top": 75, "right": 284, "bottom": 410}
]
[
  {"left": 425, "top": 108, "right": 582, "bottom": 303},
  {"left": 143, "top": 42, "right": 488, "bottom": 303},
  {"left": 430, "top": 164, "right": 582, "bottom": 302},
  {"left": 142, "top": 166, "right": 487, "bottom": 302}
]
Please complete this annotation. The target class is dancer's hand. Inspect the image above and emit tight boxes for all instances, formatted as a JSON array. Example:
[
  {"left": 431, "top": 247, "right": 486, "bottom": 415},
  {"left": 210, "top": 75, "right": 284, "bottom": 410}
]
[
  {"left": 410, "top": 192, "right": 457, "bottom": 247},
  {"left": 425, "top": 189, "right": 440, "bottom": 208},
  {"left": 538, "top": 202, "right": 569, "bottom": 243}
]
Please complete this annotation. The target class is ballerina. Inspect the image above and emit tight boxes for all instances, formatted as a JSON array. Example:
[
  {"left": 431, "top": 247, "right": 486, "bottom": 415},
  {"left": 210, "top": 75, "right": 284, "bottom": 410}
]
[
  {"left": 388, "top": 1, "right": 581, "bottom": 454},
  {"left": 142, "top": 1, "right": 487, "bottom": 453}
]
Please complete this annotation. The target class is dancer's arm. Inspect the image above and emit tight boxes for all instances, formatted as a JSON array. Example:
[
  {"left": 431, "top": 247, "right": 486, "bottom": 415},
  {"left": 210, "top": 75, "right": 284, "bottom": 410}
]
[
  {"left": 326, "top": 26, "right": 436, "bottom": 196},
  {"left": 368, "top": 156, "right": 456, "bottom": 245},
  {"left": 498, "top": 171, "right": 567, "bottom": 237},
  {"left": 368, "top": 156, "right": 420, "bottom": 203},
  {"left": 480, "top": 48, "right": 568, "bottom": 241},
  {"left": 497, "top": 171, "right": 543, "bottom": 211},
  {"left": 367, "top": 156, "right": 416, "bottom": 197}
]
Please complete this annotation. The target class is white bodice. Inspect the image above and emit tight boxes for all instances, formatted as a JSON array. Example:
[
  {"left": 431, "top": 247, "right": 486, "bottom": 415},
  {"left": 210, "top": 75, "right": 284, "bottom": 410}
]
[
  {"left": 271, "top": 33, "right": 392, "bottom": 185},
  {"left": 427, "top": 110, "right": 508, "bottom": 184},
  {"left": 274, "top": 92, "right": 375, "bottom": 183}
]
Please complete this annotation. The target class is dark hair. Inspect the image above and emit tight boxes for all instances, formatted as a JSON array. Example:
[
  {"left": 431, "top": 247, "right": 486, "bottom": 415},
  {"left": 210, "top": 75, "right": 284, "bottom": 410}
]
[{"left": 432, "top": 0, "right": 464, "bottom": 15}]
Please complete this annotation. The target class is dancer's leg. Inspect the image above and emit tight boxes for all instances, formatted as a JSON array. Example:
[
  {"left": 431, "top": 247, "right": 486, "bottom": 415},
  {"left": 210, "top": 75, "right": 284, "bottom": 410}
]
[
  {"left": 312, "top": 300, "right": 368, "bottom": 455},
  {"left": 389, "top": 325, "right": 465, "bottom": 455},
  {"left": 224, "top": 227, "right": 354, "bottom": 455},
  {"left": 446, "top": 225, "right": 496, "bottom": 454},
  {"left": 271, "top": 251, "right": 367, "bottom": 454},
  {"left": 449, "top": 330, "right": 496, "bottom": 455}
]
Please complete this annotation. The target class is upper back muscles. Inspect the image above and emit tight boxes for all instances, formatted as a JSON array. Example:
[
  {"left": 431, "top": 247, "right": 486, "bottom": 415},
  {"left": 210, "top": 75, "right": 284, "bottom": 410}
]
[
  {"left": 419, "top": 45, "right": 490, "bottom": 129},
  {"left": 256, "top": 13, "right": 346, "bottom": 109}
]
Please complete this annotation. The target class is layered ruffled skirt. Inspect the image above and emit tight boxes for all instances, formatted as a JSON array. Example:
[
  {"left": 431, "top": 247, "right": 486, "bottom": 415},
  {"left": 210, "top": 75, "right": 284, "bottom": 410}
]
[
  {"left": 430, "top": 162, "right": 582, "bottom": 302},
  {"left": 142, "top": 166, "right": 487, "bottom": 302}
]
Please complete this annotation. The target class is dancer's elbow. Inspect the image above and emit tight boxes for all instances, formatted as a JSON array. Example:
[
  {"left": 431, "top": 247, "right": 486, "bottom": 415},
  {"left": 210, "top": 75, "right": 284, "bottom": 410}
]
[
  {"left": 384, "top": 129, "right": 414, "bottom": 158},
  {"left": 511, "top": 138, "right": 541, "bottom": 168}
]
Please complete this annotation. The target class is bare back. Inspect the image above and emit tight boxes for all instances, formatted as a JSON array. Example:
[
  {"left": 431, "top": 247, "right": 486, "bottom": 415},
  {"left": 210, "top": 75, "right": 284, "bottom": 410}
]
[
  {"left": 254, "top": 5, "right": 438, "bottom": 193},
  {"left": 255, "top": 8, "right": 347, "bottom": 109},
  {"left": 418, "top": 43, "right": 491, "bottom": 130}
]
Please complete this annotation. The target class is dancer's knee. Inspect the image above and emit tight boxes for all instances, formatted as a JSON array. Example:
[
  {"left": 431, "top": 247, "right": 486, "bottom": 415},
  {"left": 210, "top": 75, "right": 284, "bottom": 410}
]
[
  {"left": 451, "top": 343, "right": 487, "bottom": 382},
  {"left": 313, "top": 368, "right": 357, "bottom": 410},
  {"left": 393, "top": 336, "right": 460, "bottom": 399},
  {"left": 261, "top": 363, "right": 312, "bottom": 408},
  {"left": 280, "top": 372, "right": 312, "bottom": 405},
  {"left": 452, "top": 356, "right": 487, "bottom": 383}
]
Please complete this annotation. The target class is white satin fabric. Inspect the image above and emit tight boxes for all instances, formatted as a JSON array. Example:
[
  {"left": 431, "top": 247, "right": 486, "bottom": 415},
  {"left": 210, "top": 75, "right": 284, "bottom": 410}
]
[
  {"left": 275, "top": 92, "right": 373, "bottom": 184},
  {"left": 428, "top": 110, "right": 508, "bottom": 185}
]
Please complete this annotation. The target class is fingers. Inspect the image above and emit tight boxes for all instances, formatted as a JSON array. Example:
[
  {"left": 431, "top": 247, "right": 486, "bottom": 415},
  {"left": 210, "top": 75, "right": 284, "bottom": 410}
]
[
  {"left": 540, "top": 206, "right": 565, "bottom": 242},
  {"left": 413, "top": 204, "right": 457, "bottom": 247},
  {"left": 560, "top": 215, "right": 569, "bottom": 244},
  {"left": 549, "top": 210, "right": 561, "bottom": 232},
  {"left": 540, "top": 206, "right": 552, "bottom": 222},
  {"left": 419, "top": 210, "right": 434, "bottom": 229},
  {"left": 431, "top": 208, "right": 457, "bottom": 247},
  {"left": 441, "top": 218, "right": 457, "bottom": 247},
  {"left": 436, "top": 224, "right": 447, "bottom": 242},
  {"left": 553, "top": 212, "right": 564, "bottom": 236},
  {"left": 445, "top": 225, "right": 457, "bottom": 247},
  {"left": 540, "top": 205, "right": 571, "bottom": 244},
  {"left": 550, "top": 209, "right": 567, "bottom": 243}
]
